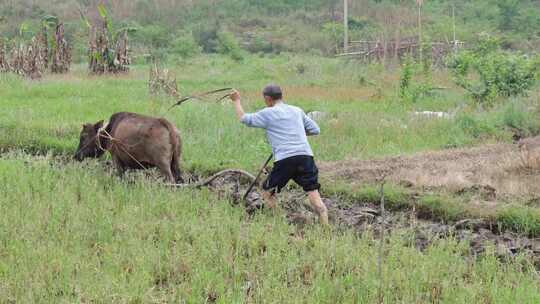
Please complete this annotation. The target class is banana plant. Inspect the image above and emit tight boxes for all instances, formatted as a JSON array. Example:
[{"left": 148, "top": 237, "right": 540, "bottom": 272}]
[{"left": 41, "top": 15, "right": 58, "bottom": 30}]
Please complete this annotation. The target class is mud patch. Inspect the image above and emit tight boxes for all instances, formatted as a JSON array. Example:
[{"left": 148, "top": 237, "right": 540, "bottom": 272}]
[{"left": 202, "top": 170, "right": 540, "bottom": 268}]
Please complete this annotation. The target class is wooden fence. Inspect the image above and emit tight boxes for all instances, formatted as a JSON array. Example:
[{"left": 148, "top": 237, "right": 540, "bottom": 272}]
[{"left": 338, "top": 37, "right": 464, "bottom": 65}]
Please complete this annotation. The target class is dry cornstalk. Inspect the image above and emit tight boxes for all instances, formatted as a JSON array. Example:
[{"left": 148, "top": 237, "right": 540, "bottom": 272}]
[
  {"left": 113, "top": 30, "right": 130, "bottom": 73},
  {"left": 35, "top": 27, "right": 49, "bottom": 69},
  {"left": 149, "top": 63, "right": 181, "bottom": 99},
  {"left": 2, "top": 20, "right": 70, "bottom": 78},
  {"left": 8, "top": 37, "right": 47, "bottom": 79},
  {"left": 88, "top": 17, "right": 131, "bottom": 74},
  {"left": 0, "top": 41, "right": 9, "bottom": 72},
  {"left": 51, "top": 23, "right": 71, "bottom": 74}
]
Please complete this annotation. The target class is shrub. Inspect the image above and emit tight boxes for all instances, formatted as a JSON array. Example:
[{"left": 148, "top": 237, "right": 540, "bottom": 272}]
[
  {"left": 456, "top": 114, "right": 499, "bottom": 139},
  {"left": 148, "top": 48, "right": 169, "bottom": 63},
  {"left": 399, "top": 59, "right": 413, "bottom": 99},
  {"left": 216, "top": 31, "right": 244, "bottom": 61},
  {"left": 501, "top": 102, "right": 529, "bottom": 131},
  {"left": 398, "top": 58, "right": 434, "bottom": 103},
  {"left": 171, "top": 31, "right": 201, "bottom": 59},
  {"left": 496, "top": 0, "right": 520, "bottom": 31},
  {"left": 135, "top": 24, "right": 170, "bottom": 49},
  {"left": 448, "top": 34, "right": 540, "bottom": 106},
  {"left": 321, "top": 22, "right": 344, "bottom": 54},
  {"left": 246, "top": 34, "right": 277, "bottom": 54},
  {"left": 499, "top": 101, "right": 540, "bottom": 136},
  {"left": 193, "top": 23, "right": 219, "bottom": 53}
]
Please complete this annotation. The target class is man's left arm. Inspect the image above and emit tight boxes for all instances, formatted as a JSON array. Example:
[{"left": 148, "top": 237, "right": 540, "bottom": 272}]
[
  {"left": 230, "top": 89, "right": 245, "bottom": 121},
  {"left": 230, "top": 89, "right": 268, "bottom": 128}
]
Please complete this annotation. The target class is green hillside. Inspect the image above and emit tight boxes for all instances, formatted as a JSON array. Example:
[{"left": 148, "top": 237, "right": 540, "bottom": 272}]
[{"left": 2, "top": 0, "right": 540, "bottom": 62}]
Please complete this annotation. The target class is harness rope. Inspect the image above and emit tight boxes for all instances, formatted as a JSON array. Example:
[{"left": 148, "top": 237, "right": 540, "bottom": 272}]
[
  {"left": 97, "top": 128, "right": 148, "bottom": 170},
  {"left": 75, "top": 124, "right": 148, "bottom": 171},
  {"left": 77, "top": 123, "right": 263, "bottom": 197}
]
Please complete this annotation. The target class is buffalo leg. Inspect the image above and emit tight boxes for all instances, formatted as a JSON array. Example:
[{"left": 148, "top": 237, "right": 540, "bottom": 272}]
[
  {"left": 157, "top": 161, "right": 175, "bottom": 183},
  {"left": 112, "top": 155, "right": 127, "bottom": 178}
]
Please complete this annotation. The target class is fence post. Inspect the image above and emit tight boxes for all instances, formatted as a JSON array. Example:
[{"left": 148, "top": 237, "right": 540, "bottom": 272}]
[{"left": 344, "top": 0, "right": 349, "bottom": 53}]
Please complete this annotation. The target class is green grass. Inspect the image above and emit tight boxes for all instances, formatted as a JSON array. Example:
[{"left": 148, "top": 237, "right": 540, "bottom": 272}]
[
  {"left": 417, "top": 195, "right": 467, "bottom": 222},
  {"left": 2, "top": 54, "right": 540, "bottom": 301},
  {"left": 0, "top": 54, "right": 520, "bottom": 173},
  {"left": 323, "top": 181, "right": 411, "bottom": 210},
  {"left": 497, "top": 206, "right": 540, "bottom": 237},
  {"left": 1, "top": 54, "right": 539, "bottom": 232},
  {"left": 0, "top": 154, "right": 539, "bottom": 303}
]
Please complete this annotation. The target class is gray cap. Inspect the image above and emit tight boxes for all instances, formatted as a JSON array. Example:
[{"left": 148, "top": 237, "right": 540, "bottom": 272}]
[{"left": 262, "top": 84, "right": 283, "bottom": 98}]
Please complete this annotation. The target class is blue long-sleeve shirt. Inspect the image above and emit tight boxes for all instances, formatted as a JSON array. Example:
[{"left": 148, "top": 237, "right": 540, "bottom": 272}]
[{"left": 241, "top": 101, "right": 320, "bottom": 161}]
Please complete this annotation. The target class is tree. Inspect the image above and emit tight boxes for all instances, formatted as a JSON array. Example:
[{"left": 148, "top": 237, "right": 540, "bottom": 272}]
[
  {"left": 496, "top": 0, "right": 520, "bottom": 31},
  {"left": 448, "top": 34, "right": 539, "bottom": 106}
]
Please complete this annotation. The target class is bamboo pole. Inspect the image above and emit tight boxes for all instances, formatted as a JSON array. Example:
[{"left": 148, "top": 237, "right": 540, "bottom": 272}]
[
  {"left": 344, "top": 0, "right": 349, "bottom": 53},
  {"left": 417, "top": 0, "right": 423, "bottom": 61}
]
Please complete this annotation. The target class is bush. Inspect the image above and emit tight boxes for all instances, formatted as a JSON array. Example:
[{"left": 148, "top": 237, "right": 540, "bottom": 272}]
[
  {"left": 496, "top": 0, "right": 520, "bottom": 31},
  {"left": 321, "top": 22, "right": 344, "bottom": 54},
  {"left": 193, "top": 23, "right": 219, "bottom": 53},
  {"left": 148, "top": 48, "right": 169, "bottom": 63},
  {"left": 455, "top": 114, "right": 497, "bottom": 139},
  {"left": 448, "top": 34, "right": 540, "bottom": 106},
  {"left": 246, "top": 34, "right": 280, "bottom": 54},
  {"left": 171, "top": 31, "right": 201, "bottom": 59},
  {"left": 216, "top": 31, "right": 245, "bottom": 61},
  {"left": 499, "top": 101, "right": 540, "bottom": 136},
  {"left": 134, "top": 24, "right": 170, "bottom": 49},
  {"left": 399, "top": 59, "right": 413, "bottom": 99},
  {"left": 398, "top": 58, "right": 434, "bottom": 103}
]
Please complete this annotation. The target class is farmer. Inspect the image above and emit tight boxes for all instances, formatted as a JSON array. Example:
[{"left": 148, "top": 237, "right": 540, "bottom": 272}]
[{"left": 229, "top": 85, "right": 329, "bottom": 225}]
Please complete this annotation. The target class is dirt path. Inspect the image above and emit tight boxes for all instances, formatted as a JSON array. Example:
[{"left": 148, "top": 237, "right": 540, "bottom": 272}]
[{"left": 319, "top": 140, "right": 540, "bottom": 199}]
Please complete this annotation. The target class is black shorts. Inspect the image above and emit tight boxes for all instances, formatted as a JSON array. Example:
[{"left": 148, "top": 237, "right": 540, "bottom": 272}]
[{"left": 262, "top": 155, "right": 320, "bottom": 194}]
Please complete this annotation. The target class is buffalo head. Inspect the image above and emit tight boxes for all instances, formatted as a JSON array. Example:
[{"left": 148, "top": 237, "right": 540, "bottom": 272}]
[{"left": 74, "top": 120, "right": 106, "bottom": 161}]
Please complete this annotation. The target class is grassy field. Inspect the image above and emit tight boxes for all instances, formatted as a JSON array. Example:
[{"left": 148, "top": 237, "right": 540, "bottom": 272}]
[
  {"left": 1, "top": 54, "right": 540, "bottom": 302},
  {"left": 3, "top": 54, "right": 534, "bottom": 174},
  {"left": 0, "top": 153, "right": 539, "bottom": 303}
]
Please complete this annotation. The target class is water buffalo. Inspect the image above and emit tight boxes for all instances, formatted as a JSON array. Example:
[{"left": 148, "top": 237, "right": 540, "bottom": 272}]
[{"left": 74, "top": 112, "right": 183, "bottom": 183}]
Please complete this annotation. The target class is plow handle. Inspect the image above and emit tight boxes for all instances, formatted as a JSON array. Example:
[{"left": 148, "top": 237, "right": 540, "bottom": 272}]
[{"left": 243, "top": 153, "right": 273, "bottom": 201}]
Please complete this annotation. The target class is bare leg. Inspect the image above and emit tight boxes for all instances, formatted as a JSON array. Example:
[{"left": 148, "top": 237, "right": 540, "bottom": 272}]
[
  {"left": 307, "top": 190, "right": 329, "bottom": 225},
  {"left": 262, "top": 191, "right": 278, "bottom": 209}
]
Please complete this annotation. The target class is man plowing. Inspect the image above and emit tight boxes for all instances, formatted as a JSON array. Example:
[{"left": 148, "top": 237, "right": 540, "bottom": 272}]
[{"left": 230, "top": 85, "right": 329, "bottom": 225}]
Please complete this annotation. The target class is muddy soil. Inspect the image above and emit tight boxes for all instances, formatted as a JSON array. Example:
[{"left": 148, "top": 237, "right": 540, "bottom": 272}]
[
  {"left": 319, "top": 139, "right": 540, "bottom": 201},
  {"left": 201, "top": 170, "right": 540, "bottom": 268}
]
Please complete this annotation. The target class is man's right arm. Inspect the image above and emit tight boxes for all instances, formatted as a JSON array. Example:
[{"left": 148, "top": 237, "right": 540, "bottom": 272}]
[{"left": 302, "top": 112, "right": 320, "bottom": 136}]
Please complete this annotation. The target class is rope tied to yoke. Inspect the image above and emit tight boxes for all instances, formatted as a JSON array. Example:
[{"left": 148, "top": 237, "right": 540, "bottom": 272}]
[{"left": 97, "top": 127, "right": 148, "bottom": 170}]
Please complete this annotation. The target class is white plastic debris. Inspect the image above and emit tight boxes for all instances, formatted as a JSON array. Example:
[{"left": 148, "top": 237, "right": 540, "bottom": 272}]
[{"left": 413, "top": 111, "right": 453, "bottom": 119}]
